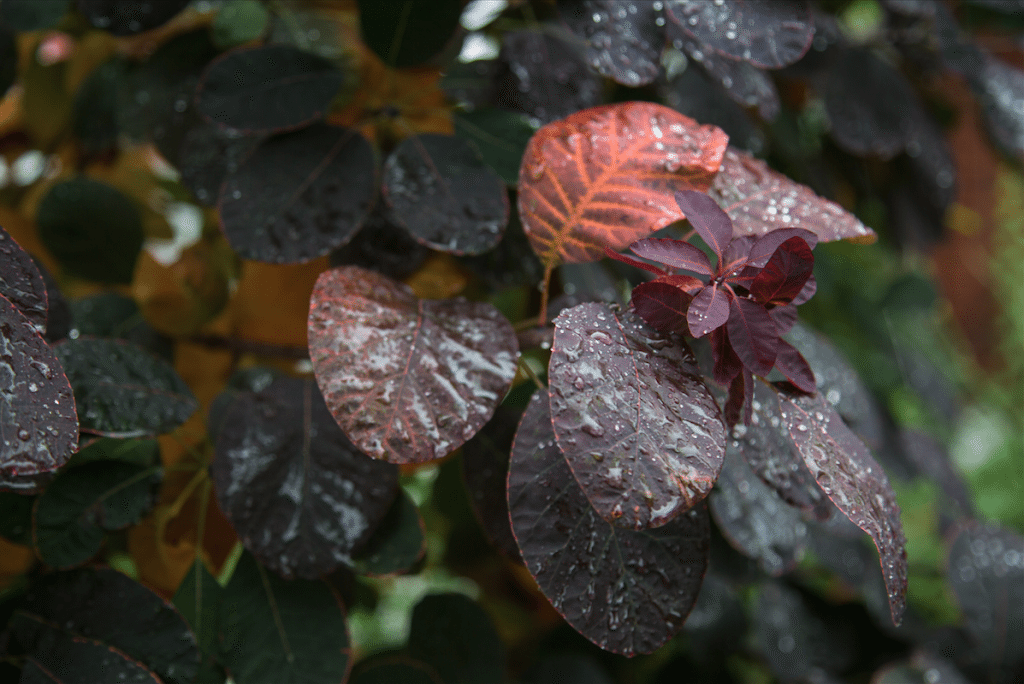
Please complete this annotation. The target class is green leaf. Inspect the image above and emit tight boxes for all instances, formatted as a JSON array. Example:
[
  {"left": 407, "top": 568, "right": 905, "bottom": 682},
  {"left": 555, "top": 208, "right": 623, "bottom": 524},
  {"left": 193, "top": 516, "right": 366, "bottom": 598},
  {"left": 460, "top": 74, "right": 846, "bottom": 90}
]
[
  {"left": 407, "top": 593, "right": 505, "bottom": 684},
  {"left": 0, "top": 491, "right": 35, "bottom": 544},
  {"left": 173, "top": 560, "right": 227, "bottom": 684},
  {"left": 453, "top": 109, "right": 538, "bottom": 186},
  {"left": 351, "top": 488, "right": 425, "bottom": 576},
  {"left": 357, "top": 0, "right": 462, "bottom": 68},
  {"left": 220, "top": 552, "right": 351, "bottom": 684},
  {"left": 211, "top": 0, "right": 270, "bottom": 49}
]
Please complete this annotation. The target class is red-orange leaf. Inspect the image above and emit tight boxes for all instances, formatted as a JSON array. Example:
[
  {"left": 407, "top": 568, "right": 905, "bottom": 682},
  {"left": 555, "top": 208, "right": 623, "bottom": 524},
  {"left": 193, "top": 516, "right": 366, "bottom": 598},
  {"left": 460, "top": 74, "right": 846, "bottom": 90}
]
[{"left": 518, "top": 102, "right": 729, "bottom": 266}]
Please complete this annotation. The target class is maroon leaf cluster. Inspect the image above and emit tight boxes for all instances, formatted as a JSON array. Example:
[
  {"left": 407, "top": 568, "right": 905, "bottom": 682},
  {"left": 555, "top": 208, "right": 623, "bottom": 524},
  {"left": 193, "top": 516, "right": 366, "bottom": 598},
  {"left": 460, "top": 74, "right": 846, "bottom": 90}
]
[{"left": 607, "top": 189, "right": 817, "bottom": 422}]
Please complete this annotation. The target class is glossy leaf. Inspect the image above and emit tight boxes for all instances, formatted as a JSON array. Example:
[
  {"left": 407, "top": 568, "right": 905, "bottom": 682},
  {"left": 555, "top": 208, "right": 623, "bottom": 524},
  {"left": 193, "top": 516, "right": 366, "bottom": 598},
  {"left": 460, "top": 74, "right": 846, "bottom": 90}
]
[
  {"left": 682, "top": 39, "right": 781, "bottom": 120},
  {"left": 726, "top": 297, "right": 777, "bottom": 376},
  {"left": 517, "top": 101, "right": 728, "bottom": 266},
  {"left": 212, "top": 375, "right": 399, "bottom": 579},
  {"left": 382, "top": 134, "right": 508, "bottom": 255},
  {"left": 9, "top": 566, "right": 199, "bottom": 684},
  {"left": 357, "top": 0, "right": 462, "bottom": 68},
  {"left": 453, "top": 109, "right": 538, "bottom": 186},
  {"left": 549, "top": 303, "right": 726, "bottom": 529},
  {"left": 309, "top": 266, "right": 519, "bottom": 464},
  {"left": 709, "top": 148, "right": 877, "bottom": 243},
  {"left": 749, "top": 237, "right": 813, "bottom": 305},
  {"left": 350, "top": 489, "right": 426, "bottom": 576},
  {"left": 664, "top": 0, "right": 814, "bottom": 69},
  {"left": 196, "top": 45, "right": 346, "bottom": 133},
  {"left": 406, "top": 593, "right": 505, "bottom": 684},
  {"left": 630, "top": 237, "right": 713, "bottom": 276},
  {"left": 33, "top": 439, "right": 161, "bottom": 569},
  {"left": 12, "top": 623, "right": 161, "bottom": 684},
  {"left": 54, "top": 337, "right": 197, "bottom": 437},
  {"left": 674, "top": 189, "right": 733, "bottom": 259},
  {"left": 220, "top": 552, "right": 351, "bottom": 684},
  {"left": 0, "top": 225, "right": 47, "bottom": 333},
  {"left": 509, "top": 392, "right": 710, "bottom": 656},
  {"left": 557, "top": 0, "right": 664, "bottom": 87},
  {"left": 36, "top": 178, "right": 144, "bottom": 284},
  {"left": 219, "top": 124, "right": 376, "bottom": 263},
  {"left": 77, "top": 0, "right": 189, "bottom": 35},
  {"left": 688, "top": 283, "right": 730, "bottom": 338},
  {"left": 778, "top": 389, "right": 908, "bottom": 625},
  {"left": 0, "top": 295, "right": 77, "bottom": 490},
  {"left": 630, "top": 277, "right": 695, "bottom": 335}
]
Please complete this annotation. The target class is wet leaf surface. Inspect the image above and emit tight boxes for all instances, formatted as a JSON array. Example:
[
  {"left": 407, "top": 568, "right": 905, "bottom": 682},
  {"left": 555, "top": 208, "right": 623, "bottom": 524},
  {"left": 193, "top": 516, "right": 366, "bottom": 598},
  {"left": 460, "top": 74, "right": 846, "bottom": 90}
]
[
  {"left": 709, "top": 148, "right": 876, "bottom": 243},
  {"left": 357, "top": 0, "right": 462, "bottom": 68},
  {"left": 976, "top": 56, "right": 1024, "bottom": 159},
  {"left": 665, "top": 0, "right": 814, "bottom": 69},
  {"left": 629, "top": 277, "right": 695, "bottom": 336},
  {"left": 8, "top": 566, "right": 199, "bottom": 684},
  {"left": 219, "top": 124, "right": 375, "bottom": 263},
  {"left": 36, "top": 178, "right": 144, "bottom": 284},
  {"left": 709, "top": 449, "right": 808, "bottom": 576},
  {"left": 308, "top": 266, "right": 519, "bottom": 464},
  {"left": 0, "top": 294, "right": 77, "bottom": 489},
  {"left": 778, "top": 388, "right": 908, "bottom": 625},
  {"left": 453, "top": 109, "right": 538, "bottom": 187},
  {"left": 54, "top": 337, "right": 197, "bottom": 437},
  {"left": 178, "top": 121, "right": 262, "bottom": 206},
  {"left": 212, "top": 375, "right": 399, "bottom": 579},
  {"left": 406, "top": 593, "right": 505, "bottom": 684},
  {"left": 518, "top": 102, "right": 728, "bottom": 266},
  {"left": 220, "top": 551, "right": 350, "bottom": 684},
  {"left": 77, "top": 0, "right": 189, "bottom": 35},
  {"left": 350, "top": 488, "right": 425, "bottom": 576},
  {"left": 13, "top": 624, "right": 161, "bottom": 684},
  {"left": 196, "top": 45, "right": 346, "bottom": 133},
  {"left": 557, "top": 0, "right": 664, "bottom": 87},
  {"left": 33, "top": 438, "right": 161, "bottom": 569},
  {"left": 509, "top": 392, "right": 710, "bottom": 656},
  {"left": 684, "top": 43, "right": 781, "bottom": 121},
  {"left": 550, "top": 303, "right": 725, "bottom": 528},
  {"left": 382, "top": 134, "right": 508, "bottom": 255},
  {"left": 0, "top": 225, "right": 47, "bottom": 333}
]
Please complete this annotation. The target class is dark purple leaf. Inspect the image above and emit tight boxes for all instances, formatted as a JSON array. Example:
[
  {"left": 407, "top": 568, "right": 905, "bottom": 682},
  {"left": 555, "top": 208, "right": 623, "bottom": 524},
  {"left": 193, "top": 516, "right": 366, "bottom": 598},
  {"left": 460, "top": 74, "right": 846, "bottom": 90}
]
[
  {"left": 0, "top": 294, "right": 77, "bottom": 490},
  {"left": 212, "top": 376, "right": 399, "bottom": 579},
  {"left": 382, "top": 134, "right": 508, "bottom": 255},
  {"left": 749, "top": 237, "right": 813, "bottom": 306},
  {"left": 726, "top": 297, "right": 777, "bottom": 376},
  {"left": 688, "top": 283, "right": 731, "bottom": 338},
  {"left": 549, "top": 303, "right": 726, "bottom": 529},
  {"left": 665, "top": 0, "right": 814, "bottom": 69},
  {"left": 350, "top": 489, "right": 426, "bottom": 576},
  {"left": 674, "top": 190, "right": 733, "bottom": 260},
  {"left": 407, "top": 593, "right": 505, "bottom": 684},
  {"left": 9, "top": 567, "right": 199, "bottom": 684},
  {"left": 508, "top": 392, "right": 710, "bottom": 656},
  {"left": 13, "top": 624, "right": 161, "bottom": 684},
  {"left": 976, "top": 55, "right": 1024, "bottom": 160},
  {"left": 34, "top": 258, "right": 69, "bottom": 344},
  {"left": 603, "top": 246, "right": 670, "bottom": 277},
  {"left": 770, "top": 303, "right": 798, "bottom": 334},
  {"left": 774, "top": 339, "right": 815, "bottom": 393},
  {"left": 77, "top": 0, "right": 188, "bottom": 35},
  {"left": 710, "top": 325, "right": 743, "bottom": 385},
  {"left": 630, "top": 237, "right": 714, "bottom": 275},
  {"left": 792, "top": 274, "right": 816, "bottom": 305},
  {"left": 330, "top": 203, "right": 430, "bottom": 281},
  {"left": 196, "top": 45, "right": 346, "bottom": 133},
  {"left": 723, "top": 368, "right": 753, "bottom": 427},
  {"left": 308, "top": 266, "right": 519, "bottom": 464},
  {"left": 709, "top": 147, "right": 877, "bottom": 243},
  {"left": 710, "top": 450, "right": 809, "bottom": 576},
  {"left": 54, "top": 337, "right": 196, "bottom": 438},
  {"left": 178, "top": 121, "right": 262, "bottom": 206},
  {"left": 219, "top": 124, "right": 375, "bottom": 264},
  {"left": 461, "top": 406, "right": 523, "bottom": 561},
  {"left": 557, "top": 0, "right": 664, "bottom": 87},
  {"left": 0, "top": 225, "right": 47, "bottom": 333},
  {"left": 898, "top": 429, "right": 974, "bottom": 516},
  {"left": 746, "top": 228, "right": 818, "bottom": 267},
  {"left": 630, "top": 277, "right": 695, "bottom": 335},
  {"left": 678, "top": 37, "right": 781, "bottom": 119},
  {"left": 721, "top": 236, "right": 753, "bottom": 274},
  {"left": 778, "top": 389, "right": 908, "bottom": 625}
]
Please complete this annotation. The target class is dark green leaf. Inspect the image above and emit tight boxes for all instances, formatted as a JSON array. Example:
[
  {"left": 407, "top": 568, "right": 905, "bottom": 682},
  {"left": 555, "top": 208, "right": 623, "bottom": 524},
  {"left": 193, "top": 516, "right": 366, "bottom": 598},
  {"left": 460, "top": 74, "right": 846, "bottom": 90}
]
[
  {"left": 0, "top": 490, "right": 35, "bottom": 544},
  {"left": 357, "top": 0, "right": 462, "bottom": 68},
  {"left": 76, "top": 0, "right": 189, "bottom": 35},
  {"left": 0, "top": 0, "right": 69, "bottom": 31},
  {"left": 350, "top": 488, "right": 425, "bottom": 576},
  {"left": 407, "top": 593, "right": 505, "bottom": 684},
  {"left": 173, "top": 560, "right": 227, "bottom": 684},
  {"left": 211, "top": 0, "right": 269, "bottom": 49},
  {"left": 69, "top": 293, "right": 173, "bottom": 361},
  {"left": 351, "top": 658, "right": 443, "bottom": 684},
  {"left": 72, "top": 59, "right": 126, "bottom": 154},
  {"left": 453, "top": 109, "right": 538, "bottom": 186}
]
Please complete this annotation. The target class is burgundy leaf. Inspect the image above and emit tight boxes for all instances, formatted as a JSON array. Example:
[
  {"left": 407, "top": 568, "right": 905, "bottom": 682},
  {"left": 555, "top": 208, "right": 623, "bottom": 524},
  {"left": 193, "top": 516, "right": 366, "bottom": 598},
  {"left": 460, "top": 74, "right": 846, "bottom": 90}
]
[
  {"left": 709, "top": 148, "right": 877, "bottom": 243},
  {"left": 792, "top": 274, "right": 816, "bottom": 305},
  {"left": 723, "top": 371, "right": 746, "bottom": 427},
  {"left": 746, "top": 228, "right": 818, "bottom": 267},
  {"left": 769, "top": 304, "right": 798, "bottom": 334},
  {"left": 603, "top": 246, "right": 669, "bottom": 277},
  {"left": 674, "top": 190, "right": 734, "bottom": 260},
  {"left": 629, "top": 237, "right": 713, "bottom": 276},
  {"left": 774, "top": 340, "right": 816, "bottom": 393},
  {"left": 549, "top": 303, "right": 726, "bottom": 529},
  {"left": 0, "top": 224, "right": 48, "bottom": 333},
  {"left": 688, "top": 283, "right": 730, "bottom": 338},
  {"left": 308, "top": 266, "right": 519, "bottom": 464},
  {"left": 630, "top": 279, "right": 694, "bottom": 335},
  {"left": 778, "top": 389, "right": 908, "bottom": 625},
  {"left": 749, "top": 237, "right": 814, "bottom": 306},
  {"left": 725, "top": 297, "right": 778, "bottom": 376},
  {"left": 508, "top": 392, "right": 710, "bottom": 656},
  {"left": 557, "top": 0, "right": 664, "bottom": 87},
  {"left": 679, "top": 36, "right": 781, "bottom": 120},
  {"left": 710, "top": 326, "right": 743, "bottom": 386},
  {"left": 720, "top": 236, "right": 752, "bottom": 276}
]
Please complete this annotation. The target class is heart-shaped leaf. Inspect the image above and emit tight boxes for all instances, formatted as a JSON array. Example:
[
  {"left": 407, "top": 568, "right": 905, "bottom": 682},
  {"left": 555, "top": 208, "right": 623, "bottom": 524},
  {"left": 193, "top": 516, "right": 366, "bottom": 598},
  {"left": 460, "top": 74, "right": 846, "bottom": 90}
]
[
  {"left": 212, "top": 375, "right": 399, "bottom": 579},
  {"left": 407, "top": 593, "right": 505, "bottom": 684},
  {"left": 509, "top": 392, "right": 710, "bottom": 656},
  {"left": 382, "top": 134, "right": 509, "bottom": 255},
  {"left": 219, "top": 124, "right": 376, "bottom": 263},
  {"left": 0, "top": 294, "right": 78, "bottom": 491},
  {"left": 350, "top": 489, "right": 426, "bottom": 576},
  {"left": 557, "top": 0, "right": 664, "bottom": 87},
  {"left": 549, "top": 302, "right": 726, "bottom": 529},
  {"left": 518, "top": 102, "right": 728, "bottom": 267},
  {"left": 309, "top": 266, "right": 519, "bottom": 464},
  {"left": 54, "top": 337, "right": 197, "bottom": 438},
  {"left": 0, "top": 225, "right": 47, "bottom": 333},
  {"left": 709, "top": 148, "right": 877, "bottom": 244},
  {"left": 778, "top": 389, "right": 908, "bottom": 625},
  {"left": 77, "top": 0, "right": 189, "bottom": 35},
  {"left": 196, "top": 45, "right": 347, "bottom": 133}
]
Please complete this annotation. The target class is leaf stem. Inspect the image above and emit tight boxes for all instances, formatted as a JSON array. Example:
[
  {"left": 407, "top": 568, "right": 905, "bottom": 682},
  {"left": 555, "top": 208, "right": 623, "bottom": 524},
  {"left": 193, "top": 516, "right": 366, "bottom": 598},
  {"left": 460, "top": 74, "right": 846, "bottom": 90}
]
[
  {"left": 537, "top": 262, "right": 554, "bottom": 328},
  {"left": 518, "top": 356, "right": 546, "bottom": 391},
  {"left": 187, "top": 333, "right": 309, "bottom": 360}
]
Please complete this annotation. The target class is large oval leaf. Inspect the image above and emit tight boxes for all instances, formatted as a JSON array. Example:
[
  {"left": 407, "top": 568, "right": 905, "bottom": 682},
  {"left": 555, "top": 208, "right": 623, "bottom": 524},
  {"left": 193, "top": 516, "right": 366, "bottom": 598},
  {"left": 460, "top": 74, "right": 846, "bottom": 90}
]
[
  {"left": 517, "top": 102, "right": 728, "bottom": 266},
  {"left": 508, "top": 392, "right": 710, "bottom": 656},
  {"left": 709, "top": 147, "right": 877, "bottom": 244},
  {"left": 549, "top": 302, "right": 726, "bottom": 529},
  {"left": 0, "top": 294, "right": 78, "bottom": 490},
  {"left": 211, "top": 375, "right": 399, "bottom": 579},
  {"left": 777, "top": 388, "right": 908, "bottom": 626},
  {"left": 308, "top": 266, "right": 519, "bottom": 464},
  {"left": 15, "top": 624, "right": 161, "bottom": 684},
  {"left": 219, "top": 124, "right": 376, "bottom": 263},
  {"left": 557, "top": 0, "right": 664, "bottom": 87},
  {"left": 196, "top": 45, "right": 347, "bottom": 133},
  {"left": 54, "top": 337, "right": 197, "bottom": 437},
  {"left": 0, "top": 225, "right": 47, "bottom": 333}
]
